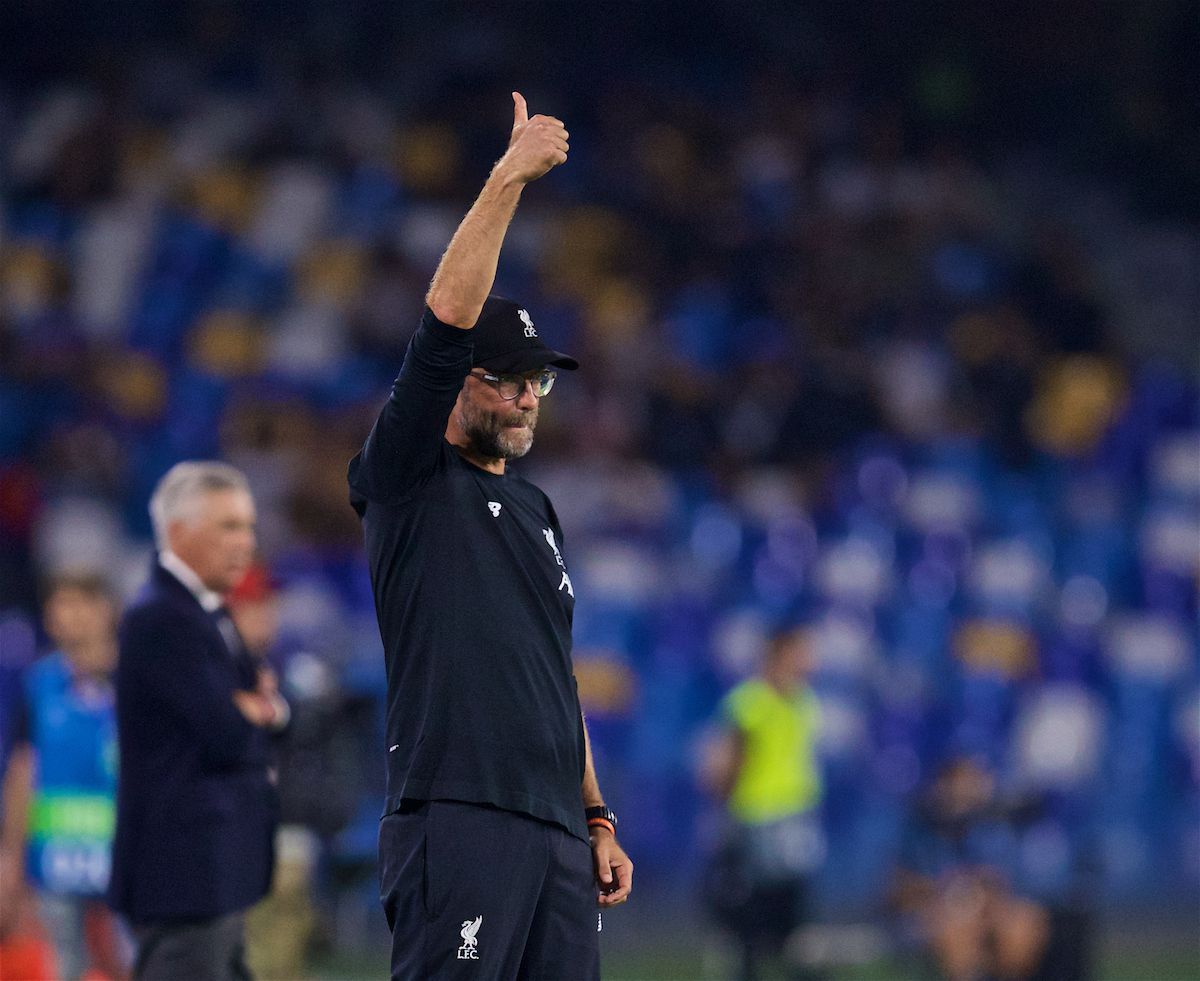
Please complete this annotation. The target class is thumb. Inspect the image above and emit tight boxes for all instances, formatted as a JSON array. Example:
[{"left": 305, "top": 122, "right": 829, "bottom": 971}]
[{"left": 512, "top": 91, "right": 528, "bottom": 127}]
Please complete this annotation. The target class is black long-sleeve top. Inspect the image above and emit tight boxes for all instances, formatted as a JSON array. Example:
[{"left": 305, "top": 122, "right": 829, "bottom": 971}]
[{"left": 348, "top": 308, "right": 587, "bottom": 842}]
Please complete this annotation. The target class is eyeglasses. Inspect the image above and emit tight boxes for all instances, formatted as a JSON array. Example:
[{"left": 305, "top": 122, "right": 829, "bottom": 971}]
[{"left": 472, "top": 369, "right": 557, "bottom": 400}]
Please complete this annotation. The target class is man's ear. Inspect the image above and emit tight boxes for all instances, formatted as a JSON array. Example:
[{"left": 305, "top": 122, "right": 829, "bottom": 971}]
[{"left": 455, "top": 379, "right": 474, "bottom": 412}]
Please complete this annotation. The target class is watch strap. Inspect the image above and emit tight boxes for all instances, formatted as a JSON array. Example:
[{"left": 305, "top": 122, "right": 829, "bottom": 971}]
[{"left": 584, "top": 805, "right": 617, "bottom": 833}]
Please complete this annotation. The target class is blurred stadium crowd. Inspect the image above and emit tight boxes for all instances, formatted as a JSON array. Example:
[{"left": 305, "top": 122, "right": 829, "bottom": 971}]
[{"left": 1, "top": 0, "right": 1197, "bottom": 964}]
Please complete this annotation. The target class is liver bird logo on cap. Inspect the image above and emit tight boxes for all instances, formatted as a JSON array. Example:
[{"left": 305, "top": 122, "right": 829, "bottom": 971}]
[{"left": 518, "top": 308, "right": 538, "bottom": 337}]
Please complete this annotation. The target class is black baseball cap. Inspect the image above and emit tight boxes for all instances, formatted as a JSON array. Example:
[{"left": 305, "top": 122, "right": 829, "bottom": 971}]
[{"left": 471, "top": 296, "right": 579, "bottom": 373}]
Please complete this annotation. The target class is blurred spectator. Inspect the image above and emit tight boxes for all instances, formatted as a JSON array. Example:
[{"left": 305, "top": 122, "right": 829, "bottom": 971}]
[
  {"left": 226, "top": 562, "right": 317, "bottom": 981},
  {"left": 891, "top": 756, "right": 1053, "bottom": 981},
  {"left": 700, "top": 623, "right": 825, "bottom": 981},
  {"left": 108, "top": 462, "right": 286, "bottom": 981},
  {"left": 1, "top": 571, "right": 131, "bottom": 981},
  {"left": 225, "top": 561, "right": 279, "bottom": 659}
]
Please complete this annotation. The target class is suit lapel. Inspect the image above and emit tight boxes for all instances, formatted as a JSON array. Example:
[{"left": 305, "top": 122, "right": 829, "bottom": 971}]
[{"left": 152, "top": 562, "right": 256, "bottom": 683}]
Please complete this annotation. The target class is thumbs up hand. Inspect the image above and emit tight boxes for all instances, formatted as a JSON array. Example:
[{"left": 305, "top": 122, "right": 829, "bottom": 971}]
[
  {"left": 501, "top": 91, "right": 569, "bottom": 184},
  {"left": 513, "top": 91, "right": 529, "bottom": 128}
]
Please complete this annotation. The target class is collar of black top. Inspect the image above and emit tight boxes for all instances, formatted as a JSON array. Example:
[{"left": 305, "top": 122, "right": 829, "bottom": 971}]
[{"left": 471, "top": 296, "right": 579, "bottom": 373}]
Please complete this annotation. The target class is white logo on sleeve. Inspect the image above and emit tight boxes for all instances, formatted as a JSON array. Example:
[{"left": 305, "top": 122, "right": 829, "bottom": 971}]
[
  {"left": 543, "top": 528, "right": 574, "bottom": 596},
  {"left": 488, "top": 502, "right": 502, "bottom": 517},
  {"left": 519, "top": 308, "right": 538, "bottom": 337},
  {"left": 457, "top": 916, "right": 482, "bottom": 960}
]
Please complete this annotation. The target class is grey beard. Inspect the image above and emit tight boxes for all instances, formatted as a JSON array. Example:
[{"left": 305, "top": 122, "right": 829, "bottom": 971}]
[
  {"left": 464, "top": 415, "right": 535, "bottom": 460},
  {"left": 458, "top": 383, "right": 538, "bottom": 460}
]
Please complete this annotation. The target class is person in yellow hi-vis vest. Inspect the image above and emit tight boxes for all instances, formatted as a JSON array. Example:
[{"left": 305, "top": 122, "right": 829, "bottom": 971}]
[{"left": 701, "top": 623, "right": 825, "bottom": 981}]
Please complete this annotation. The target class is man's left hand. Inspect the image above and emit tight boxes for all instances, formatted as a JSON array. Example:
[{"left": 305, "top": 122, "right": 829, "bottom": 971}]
[{"left": 590, "top": 827, "right": 633, "bottom": 907}]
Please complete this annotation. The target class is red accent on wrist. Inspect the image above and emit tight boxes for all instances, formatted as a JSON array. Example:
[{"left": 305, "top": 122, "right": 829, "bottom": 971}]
[{"left": 587, "top": 818, "right": 615, "bottom": 836}]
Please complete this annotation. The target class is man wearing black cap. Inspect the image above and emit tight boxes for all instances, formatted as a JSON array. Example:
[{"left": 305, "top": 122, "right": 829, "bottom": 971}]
[{"left": 348, "top": 93, "right": 631, "bottom": 981}]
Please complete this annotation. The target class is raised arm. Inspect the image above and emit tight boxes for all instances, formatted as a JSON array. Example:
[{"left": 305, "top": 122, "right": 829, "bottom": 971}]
[
  {"left": 426, "top": 92, "right": 568, "bottom": 327},
  {"left": 349, "top": 94, "right": 569, "bottom": 507}
]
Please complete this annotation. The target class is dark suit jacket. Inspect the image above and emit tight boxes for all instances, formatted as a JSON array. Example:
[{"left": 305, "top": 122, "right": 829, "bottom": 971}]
[{"left": 108, "top": 562, "right": 277, "bottom": 925}]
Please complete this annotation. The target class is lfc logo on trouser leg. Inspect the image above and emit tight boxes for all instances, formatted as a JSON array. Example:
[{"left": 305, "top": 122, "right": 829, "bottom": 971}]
[{"left": 457, "top": 916, "right": 482, "bottom": 960}]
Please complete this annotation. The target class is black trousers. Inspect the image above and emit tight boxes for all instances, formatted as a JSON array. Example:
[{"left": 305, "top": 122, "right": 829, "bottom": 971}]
[
  {"left": 132, "top": 912, "right": 251, "bottom": 981},
  {"left": 379, "top": 800, "right": 601, "bottom": 981}
]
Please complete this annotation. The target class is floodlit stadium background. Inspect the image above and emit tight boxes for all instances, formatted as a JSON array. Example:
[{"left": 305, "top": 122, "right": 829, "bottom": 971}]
[{"left": 0, "top": 1, "right": 1197, "bottom": 978}]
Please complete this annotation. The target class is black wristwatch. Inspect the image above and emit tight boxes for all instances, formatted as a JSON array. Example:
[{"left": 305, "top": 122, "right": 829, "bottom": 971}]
[{"left": 585, "top": 805, "right": 617, "bottom": 830}]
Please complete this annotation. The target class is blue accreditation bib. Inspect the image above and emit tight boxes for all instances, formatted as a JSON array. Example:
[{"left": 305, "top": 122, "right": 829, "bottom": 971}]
[{"left": 23, "top": 653, "right": 118, "bottom": 896}]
